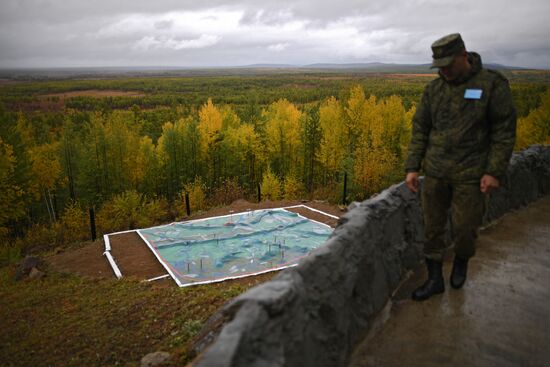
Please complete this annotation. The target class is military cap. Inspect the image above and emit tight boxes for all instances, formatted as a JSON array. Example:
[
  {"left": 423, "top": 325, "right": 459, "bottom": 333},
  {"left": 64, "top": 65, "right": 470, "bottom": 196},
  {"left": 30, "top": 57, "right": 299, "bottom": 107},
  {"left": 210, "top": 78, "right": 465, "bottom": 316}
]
[{"left": 430, "top": 33, "right": 465, "bottom": 68}]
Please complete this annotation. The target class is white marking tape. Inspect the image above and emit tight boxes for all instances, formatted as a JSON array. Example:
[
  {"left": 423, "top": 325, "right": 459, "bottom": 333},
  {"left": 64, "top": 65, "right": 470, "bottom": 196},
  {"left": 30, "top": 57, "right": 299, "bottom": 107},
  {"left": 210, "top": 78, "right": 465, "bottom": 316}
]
[
  {"left": 103, "top": 251, "right": 123, "bottom": 279},
  {"left": 146, "top": 274, "right": 171, "bottom": 282},
  {"left": 136, "top": 229, "right": 185, "bottom": 287},
  {"left": 103, "top": 234, "right": 111, "bottom": 252},
  {"left": 297, "top": 205, "right": 340, "bottom": 219}
]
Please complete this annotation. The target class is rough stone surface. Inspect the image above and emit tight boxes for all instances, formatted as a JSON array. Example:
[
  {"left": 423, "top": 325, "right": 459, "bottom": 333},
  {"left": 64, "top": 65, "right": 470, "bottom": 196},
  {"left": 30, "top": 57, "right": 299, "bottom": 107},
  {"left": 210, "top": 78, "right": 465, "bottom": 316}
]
[
  {"left": 189, "top": 308, "right": 230, "bottom": 359},
  {"left": 140, "top": 351, "right": 171, "bottom": 367},
  {"left": 28, "top": 267, "right": 45, "bottom": 280},
  {"left": 192, "top": 145, "right": 550, "bottom": 367},
  {"left": 15, "top": 256, "right": 45, "bottom": 281}
]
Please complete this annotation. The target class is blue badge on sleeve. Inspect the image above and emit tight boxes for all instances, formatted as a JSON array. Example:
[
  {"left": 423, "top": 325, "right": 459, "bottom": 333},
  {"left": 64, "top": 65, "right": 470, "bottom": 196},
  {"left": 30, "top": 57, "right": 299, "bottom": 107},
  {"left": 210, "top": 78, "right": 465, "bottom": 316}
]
[{"left": 464, "top": 89, "right": 483, "bottom": 99}]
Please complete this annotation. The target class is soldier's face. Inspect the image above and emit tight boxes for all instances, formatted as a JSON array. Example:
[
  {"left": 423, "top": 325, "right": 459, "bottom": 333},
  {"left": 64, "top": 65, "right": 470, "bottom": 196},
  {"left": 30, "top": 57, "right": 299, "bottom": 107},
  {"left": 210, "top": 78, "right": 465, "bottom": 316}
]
[
  {"left": 439, "top": 58, "right": 461, "bottom": 81},
  {"left": 439, "top": 52, "right": 469, "bottom": 81}
]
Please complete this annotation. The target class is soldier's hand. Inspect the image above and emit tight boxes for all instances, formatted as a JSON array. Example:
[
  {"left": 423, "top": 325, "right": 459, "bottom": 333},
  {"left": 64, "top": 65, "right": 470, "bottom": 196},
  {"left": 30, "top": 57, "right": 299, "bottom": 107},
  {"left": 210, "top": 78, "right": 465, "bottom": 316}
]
[
  {"left": 406, "top": 172, "right": 420, "bottom": 193},
  {"left": 480, "top": 174, "right": 499, "bottom": 194}
]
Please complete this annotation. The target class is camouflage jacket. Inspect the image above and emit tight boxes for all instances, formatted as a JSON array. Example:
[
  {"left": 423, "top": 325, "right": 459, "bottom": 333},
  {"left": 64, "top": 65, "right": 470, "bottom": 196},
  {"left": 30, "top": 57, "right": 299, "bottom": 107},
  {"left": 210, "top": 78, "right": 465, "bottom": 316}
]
[{"left": 406, "top": 52, "right": 517, "bottom": 183}]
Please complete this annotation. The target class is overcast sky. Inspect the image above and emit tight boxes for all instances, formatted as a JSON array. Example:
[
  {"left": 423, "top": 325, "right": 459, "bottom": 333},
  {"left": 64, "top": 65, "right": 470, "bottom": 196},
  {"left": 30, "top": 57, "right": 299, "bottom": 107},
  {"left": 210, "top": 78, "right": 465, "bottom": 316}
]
[{"left": 1, "top": 0, "right": 549, "bottom": 69}]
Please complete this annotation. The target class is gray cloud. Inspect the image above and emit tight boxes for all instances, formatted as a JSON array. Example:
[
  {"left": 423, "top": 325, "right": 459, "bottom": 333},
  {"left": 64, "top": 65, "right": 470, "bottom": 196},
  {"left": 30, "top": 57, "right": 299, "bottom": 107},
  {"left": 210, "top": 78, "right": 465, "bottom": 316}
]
[
  {"left": 154, "top": 20, "right": 174, "bottom": 30},
  {"left": 1, "top": 0, "right": 549, "bottom": 68}
]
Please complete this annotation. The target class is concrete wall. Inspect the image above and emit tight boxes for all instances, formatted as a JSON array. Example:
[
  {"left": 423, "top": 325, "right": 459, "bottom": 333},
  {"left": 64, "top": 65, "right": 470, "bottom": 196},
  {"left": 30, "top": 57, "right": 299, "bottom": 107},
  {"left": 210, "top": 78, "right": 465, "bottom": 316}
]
[{"left": 193, "top": 145, "right": 550, "bottom": 367}]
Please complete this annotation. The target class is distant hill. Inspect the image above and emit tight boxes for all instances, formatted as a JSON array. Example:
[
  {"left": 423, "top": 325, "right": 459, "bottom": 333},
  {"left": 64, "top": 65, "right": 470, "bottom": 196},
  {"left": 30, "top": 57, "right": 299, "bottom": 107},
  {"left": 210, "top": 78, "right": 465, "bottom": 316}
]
[
  {"left": 484, "top": 63, "right": 525, "bottom": 70},
  {"left": 302, "top": 63, "right": 433, "bottom": 73},
  {"left": 237, "top": 62, "right": 434, "bottom": 73},
  {"left": 0, "top": 62, "right": 529, "bottom": 80},
  {"left": 238, "top": 63, "right": 297, "bottom": 68},
  {"left": 243, "top": 61, "right": 525, "bottom": 72}
]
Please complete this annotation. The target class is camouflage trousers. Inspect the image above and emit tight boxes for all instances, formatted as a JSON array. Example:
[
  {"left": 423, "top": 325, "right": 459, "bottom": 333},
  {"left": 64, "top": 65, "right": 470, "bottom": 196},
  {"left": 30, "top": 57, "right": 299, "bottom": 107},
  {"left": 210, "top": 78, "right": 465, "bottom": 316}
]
[{"left": 422, "top": 176, "right": 486, "bottom": 261}]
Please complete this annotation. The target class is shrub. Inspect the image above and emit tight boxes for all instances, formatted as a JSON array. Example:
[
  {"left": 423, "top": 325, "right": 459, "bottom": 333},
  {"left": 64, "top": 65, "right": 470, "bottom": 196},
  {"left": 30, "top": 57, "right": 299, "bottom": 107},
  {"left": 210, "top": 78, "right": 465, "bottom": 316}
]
[
  {"left": 0, "top": 242, "right": 22, "bottom": 267},
  {"left": 16, "top": 223, "right": 58, "bottom": 254},
  {"left": 59, "top": 201, "right": 89, "bottom": 244},
  {"left": 353, "top": 146, "right": 399, "bottom": 198},
  {"left": 183, "top": 177, "right": 207, "bottom": 213},
  {"left": 283, "top": 175, "right": 302, "bottom": 200},
  {"left": 98, "top": 191, "right": 171, "bottom": 233},
  {"left": 261, "top": 169, "right": 281, "bottom": 201},
  {"left": 209, "top": 178, "right": 245, "bottom": 206},
  {"left": 97, "top": 190, "right": 143, "bottom": 232},
  {"left": 312, "top": 181, "right": 341, "bottom": 204},
  {"left": 139, "top": 197, "right": 170, "bottom": 228}
]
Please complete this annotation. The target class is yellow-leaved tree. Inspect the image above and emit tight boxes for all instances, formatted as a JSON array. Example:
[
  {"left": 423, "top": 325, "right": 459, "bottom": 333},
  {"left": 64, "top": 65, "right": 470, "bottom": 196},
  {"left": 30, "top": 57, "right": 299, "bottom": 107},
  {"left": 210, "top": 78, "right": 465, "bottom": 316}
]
[
  {"left": 516, "top": 89, "right": 550, "bottom": 149},
  {"left": 342, "top": 85, "right": 368, "bottom": 154},
  {"left": 59, "top": 201, "right": 88, "bottom": 243},
  {"left": 102, "top": 111, "right": 142, "bottom": 192},
  {"left": 261, "top": 168, "right": 281, "bottom": 201},
  {"left": 283, "top": 174, "right": 302, "bottom": 200},
  {"left": 353, "top": 145, "right": 399, "bottom": 197},
  {"left": 28, "top": 142, "right": 62, "bottom": 222},
  {"left": 318, "top": 96, "right": 346, "bottom": 176},
  {"left": 263, "top": 99, "right": 303, "bottom": 178},
  {"left": 79, "top": 112, "right": 141, "bottom": 200},
  {"left": 182, "top": 177, "right": 207, "bottom": 213},
  {"left": 342, "top": 87, "right": 413, "bottom": 197},
  {"left": 402, "top": 104, "right": 416, "bottom": 155},
  {"left": 198, "top": 99, "right": 224, "bottom": 185},
  {"left": 0, "top": 139, "right": 25, "bottom": 239},
  {"left": 135, "top": 136, "right": 161, "bottom": 196},
  {"left": 223, "top": 124, "right": 263, "bottom": 188},
  {"left": 157, "top": 117, "right": 202, "bottom": 198},
  {"left": 198, "top": 98, "right": 223, "bottom": 150}
]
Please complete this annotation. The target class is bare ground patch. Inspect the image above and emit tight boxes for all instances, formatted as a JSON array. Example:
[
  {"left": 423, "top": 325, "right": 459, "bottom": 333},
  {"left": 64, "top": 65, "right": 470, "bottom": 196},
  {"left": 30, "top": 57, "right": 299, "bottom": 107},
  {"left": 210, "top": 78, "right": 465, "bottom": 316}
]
[
  {"left": 387, "top": 73, "right": 436, "bottom": 78},
  {"left": 109, "top": 231, "right": 166, "bottom": 279},
  {"left": 7, "top": 89, "right": 147, "bottom": 112},
  {"left": 47, "top": 241, "right": 112, "bottom": 278},
  {"left": 0, "top": 79, "right": 22, "bottom": 85}
]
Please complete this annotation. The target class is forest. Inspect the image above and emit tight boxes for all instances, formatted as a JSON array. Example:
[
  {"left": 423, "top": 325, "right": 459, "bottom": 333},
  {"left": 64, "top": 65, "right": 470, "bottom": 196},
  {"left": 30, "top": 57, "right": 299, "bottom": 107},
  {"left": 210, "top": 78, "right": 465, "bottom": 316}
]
[{"left": 1, "top": 69, "right": 549, "bottom": 261}]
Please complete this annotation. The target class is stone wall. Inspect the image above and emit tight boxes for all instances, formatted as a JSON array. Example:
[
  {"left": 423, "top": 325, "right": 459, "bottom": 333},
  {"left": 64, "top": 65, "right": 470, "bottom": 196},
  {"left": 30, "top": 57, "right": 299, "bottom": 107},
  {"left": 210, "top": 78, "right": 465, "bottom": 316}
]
[{"left": 193, "top": 145, "right": 550, "bottom": 367}]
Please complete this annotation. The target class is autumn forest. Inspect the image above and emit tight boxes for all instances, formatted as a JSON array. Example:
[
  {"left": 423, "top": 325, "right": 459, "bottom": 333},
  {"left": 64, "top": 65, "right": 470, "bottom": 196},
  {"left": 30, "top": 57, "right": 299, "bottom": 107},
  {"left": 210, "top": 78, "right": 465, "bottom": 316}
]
[{"left": 1, "top": 70, "right": 549, "bottom": 260}]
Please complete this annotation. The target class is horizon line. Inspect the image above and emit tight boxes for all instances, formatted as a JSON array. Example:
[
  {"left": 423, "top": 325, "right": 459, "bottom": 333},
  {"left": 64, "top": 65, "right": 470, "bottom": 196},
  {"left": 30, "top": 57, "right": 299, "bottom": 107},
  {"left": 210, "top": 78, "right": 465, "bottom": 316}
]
[{"left": 0, "top": 61, "right": 541, "bottom": 71}]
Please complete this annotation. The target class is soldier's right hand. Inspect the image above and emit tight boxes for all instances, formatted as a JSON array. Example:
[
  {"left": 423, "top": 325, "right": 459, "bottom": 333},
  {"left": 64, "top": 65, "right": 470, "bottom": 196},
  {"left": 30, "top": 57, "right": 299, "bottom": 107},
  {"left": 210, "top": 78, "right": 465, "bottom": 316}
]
[{"left": 406, "top": 172, "right": 420, "bottom": 193}]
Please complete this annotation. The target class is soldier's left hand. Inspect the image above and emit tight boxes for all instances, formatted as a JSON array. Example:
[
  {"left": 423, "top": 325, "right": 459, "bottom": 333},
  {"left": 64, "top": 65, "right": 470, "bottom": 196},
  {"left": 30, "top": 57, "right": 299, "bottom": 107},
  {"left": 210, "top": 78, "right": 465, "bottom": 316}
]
[{"left": 480, "top": 174, "right": 499, "bottom": 194}]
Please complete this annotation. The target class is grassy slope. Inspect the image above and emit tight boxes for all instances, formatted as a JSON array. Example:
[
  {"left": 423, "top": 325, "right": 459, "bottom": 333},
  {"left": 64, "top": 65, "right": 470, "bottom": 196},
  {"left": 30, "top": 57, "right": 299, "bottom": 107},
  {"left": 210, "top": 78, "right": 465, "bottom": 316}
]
[{"left": 0, "top": 266, "right": 273, "bottom": 366}]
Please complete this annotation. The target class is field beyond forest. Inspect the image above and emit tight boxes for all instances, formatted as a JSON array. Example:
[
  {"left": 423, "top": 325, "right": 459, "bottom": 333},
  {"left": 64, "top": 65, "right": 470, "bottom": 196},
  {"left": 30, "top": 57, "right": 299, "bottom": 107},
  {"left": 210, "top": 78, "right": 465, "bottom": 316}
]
[{"left": 1, "top": 68, "right": 549, "bottom": 366}]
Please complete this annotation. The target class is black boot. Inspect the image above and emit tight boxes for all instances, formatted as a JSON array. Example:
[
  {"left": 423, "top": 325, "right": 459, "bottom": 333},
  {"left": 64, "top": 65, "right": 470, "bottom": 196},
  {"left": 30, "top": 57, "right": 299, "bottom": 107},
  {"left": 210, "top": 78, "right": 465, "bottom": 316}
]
[
  {"left": 412, "top": 258, "right": 445, "bottom": 301},
  {"left": 450, "top": 256, "right": 469, "bottom": 289}
]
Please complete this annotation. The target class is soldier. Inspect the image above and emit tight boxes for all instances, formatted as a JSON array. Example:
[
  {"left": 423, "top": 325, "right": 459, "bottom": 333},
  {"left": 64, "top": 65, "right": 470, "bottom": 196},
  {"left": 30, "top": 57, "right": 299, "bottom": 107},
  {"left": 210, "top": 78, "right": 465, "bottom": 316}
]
[{"left": 405, "top": 33, "right": 517, "bottom": 301}]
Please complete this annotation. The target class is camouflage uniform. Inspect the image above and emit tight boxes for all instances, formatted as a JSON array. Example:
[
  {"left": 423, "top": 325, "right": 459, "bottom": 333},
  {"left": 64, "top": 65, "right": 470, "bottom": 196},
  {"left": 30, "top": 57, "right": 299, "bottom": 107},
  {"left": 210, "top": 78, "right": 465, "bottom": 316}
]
[{"left": 406, "top": 50, "right": 517, "bottom": 261}]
